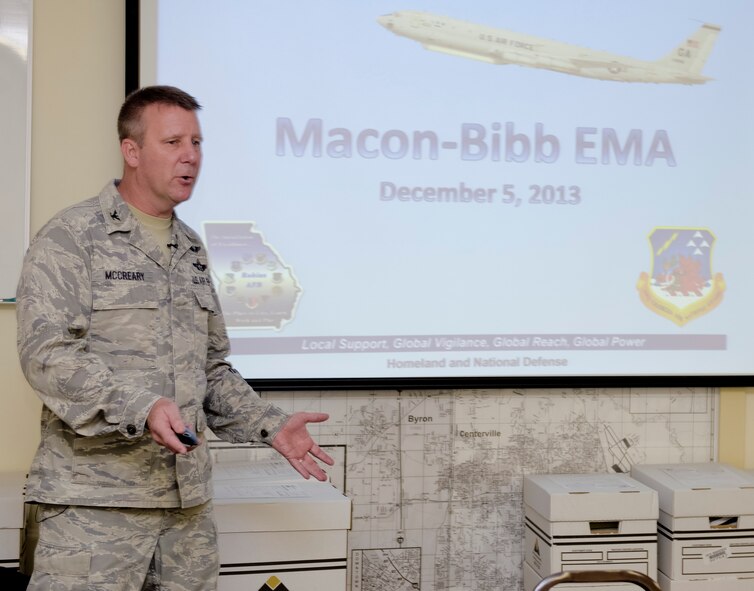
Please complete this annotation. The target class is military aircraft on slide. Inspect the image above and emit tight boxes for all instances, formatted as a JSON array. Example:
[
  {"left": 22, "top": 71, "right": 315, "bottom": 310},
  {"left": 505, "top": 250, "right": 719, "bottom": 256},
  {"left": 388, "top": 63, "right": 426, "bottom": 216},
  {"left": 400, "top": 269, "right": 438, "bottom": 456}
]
[{"left": 377, "top": 11, "right": 720, "bottom": 85}]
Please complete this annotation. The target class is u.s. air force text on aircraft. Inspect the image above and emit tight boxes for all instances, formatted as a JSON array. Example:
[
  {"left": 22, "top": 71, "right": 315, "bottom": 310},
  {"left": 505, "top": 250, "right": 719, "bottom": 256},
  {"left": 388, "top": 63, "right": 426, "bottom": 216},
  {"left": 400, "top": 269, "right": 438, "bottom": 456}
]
[{"left": 276, "top": 118, "right": 676, "bottom": 165}]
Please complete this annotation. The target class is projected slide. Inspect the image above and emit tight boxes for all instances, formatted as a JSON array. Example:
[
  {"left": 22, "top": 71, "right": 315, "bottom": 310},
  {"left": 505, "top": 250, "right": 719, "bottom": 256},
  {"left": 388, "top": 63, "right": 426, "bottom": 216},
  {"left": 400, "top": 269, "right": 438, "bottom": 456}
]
[{"left": 142, "top": 1, "right": 754, "bottom": 382}]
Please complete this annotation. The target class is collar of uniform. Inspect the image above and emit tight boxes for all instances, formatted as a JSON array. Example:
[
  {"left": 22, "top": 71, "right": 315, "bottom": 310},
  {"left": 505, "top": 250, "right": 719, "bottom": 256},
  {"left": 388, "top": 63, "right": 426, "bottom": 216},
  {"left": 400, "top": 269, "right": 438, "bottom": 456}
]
[
  {"left": 97, "top": 180, "right": 205, "bottom": 261},
  {"left": 171, "top": 214, "right": 204, "bottom": 256},
  {"left": 99, "top": 179, "right": 138, "bottom": 234}
]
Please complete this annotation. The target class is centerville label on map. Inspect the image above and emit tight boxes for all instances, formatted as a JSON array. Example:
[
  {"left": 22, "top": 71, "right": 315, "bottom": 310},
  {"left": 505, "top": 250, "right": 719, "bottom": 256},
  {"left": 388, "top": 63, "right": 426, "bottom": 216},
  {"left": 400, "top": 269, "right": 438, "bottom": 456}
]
[{"left": 202, "top": 221, "right": 302, "bottom": 329}]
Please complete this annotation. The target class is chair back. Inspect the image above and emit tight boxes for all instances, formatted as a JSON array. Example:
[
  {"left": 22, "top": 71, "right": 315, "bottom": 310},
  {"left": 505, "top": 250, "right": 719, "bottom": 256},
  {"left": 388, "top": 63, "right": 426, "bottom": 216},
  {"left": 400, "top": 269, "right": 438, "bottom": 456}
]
[{"left": 533, "top": 570, "right": 662, "bottom": 591}]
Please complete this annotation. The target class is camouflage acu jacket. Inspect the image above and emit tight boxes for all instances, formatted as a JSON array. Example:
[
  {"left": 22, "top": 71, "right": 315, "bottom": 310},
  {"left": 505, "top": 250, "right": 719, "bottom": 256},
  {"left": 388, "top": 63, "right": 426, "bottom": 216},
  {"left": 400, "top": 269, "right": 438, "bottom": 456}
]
[{"left": 17, "top": 180, "right": 288, "bottom": 508}]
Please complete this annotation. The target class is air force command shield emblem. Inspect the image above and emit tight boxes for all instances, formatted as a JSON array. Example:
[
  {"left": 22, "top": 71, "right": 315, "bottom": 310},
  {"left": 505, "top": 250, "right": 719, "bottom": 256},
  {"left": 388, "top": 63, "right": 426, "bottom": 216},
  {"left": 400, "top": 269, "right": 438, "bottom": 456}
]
[{"left": 637, "top": 227, "right": 725, "bottom": 326}]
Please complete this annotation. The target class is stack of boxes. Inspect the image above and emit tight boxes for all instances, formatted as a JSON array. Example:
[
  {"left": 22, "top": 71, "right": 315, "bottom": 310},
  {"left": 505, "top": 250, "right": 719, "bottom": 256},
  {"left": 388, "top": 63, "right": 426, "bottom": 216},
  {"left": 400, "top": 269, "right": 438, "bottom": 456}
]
[
  {"left": 212, "top": 456, "right": 352, "bottom": 591},
  {"left": 0, "top": 472, "right": 26, "bottom": 571},
  {"left": 523, "top": 473, "right": 659, "bottom": 591},
  {"left": 631, "top": 463, "right": 754, "bottom": 590},
  {"left": 524, "top": 464, "right": 754, "bottom": 590}
]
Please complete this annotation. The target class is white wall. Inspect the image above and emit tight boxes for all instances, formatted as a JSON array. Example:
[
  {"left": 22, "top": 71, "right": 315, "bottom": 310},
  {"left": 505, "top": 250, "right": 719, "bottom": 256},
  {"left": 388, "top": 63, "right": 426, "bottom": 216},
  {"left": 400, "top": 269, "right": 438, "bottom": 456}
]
[{"left": 0, "top": 0, "right": 124, "bottom": 472}]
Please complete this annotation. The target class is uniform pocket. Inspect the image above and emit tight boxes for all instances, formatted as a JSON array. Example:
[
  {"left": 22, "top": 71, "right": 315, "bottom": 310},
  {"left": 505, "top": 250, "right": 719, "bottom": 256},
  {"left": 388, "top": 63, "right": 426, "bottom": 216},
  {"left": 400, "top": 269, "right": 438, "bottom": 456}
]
[
  {"left": 191, "top": 288, "right": 217, "bottom": 363},
  {"left": 31, "top": 540, "right": 91, "bottom": 577},
  {"left": 192, "top": 289, "right": 217, "bottom": 316},
  {"left": 90, "top": 279, "right": 159, "bottom": 368},
  {"left": 72, "top": 433, "right": 154, "bottom": 486}
]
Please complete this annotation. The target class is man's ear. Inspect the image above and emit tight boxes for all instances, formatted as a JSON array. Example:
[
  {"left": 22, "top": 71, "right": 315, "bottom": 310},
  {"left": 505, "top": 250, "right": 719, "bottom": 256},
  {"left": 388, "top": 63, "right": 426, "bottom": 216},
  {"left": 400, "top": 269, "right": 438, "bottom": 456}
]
[{"left": 121, "top": 138, "right": 139, "bottom": 167}]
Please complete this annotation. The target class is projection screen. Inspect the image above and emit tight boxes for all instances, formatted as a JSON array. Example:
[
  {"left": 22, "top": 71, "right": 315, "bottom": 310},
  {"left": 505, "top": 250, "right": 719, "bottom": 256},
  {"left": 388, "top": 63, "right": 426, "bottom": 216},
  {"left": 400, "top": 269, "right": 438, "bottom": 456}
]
[{"left": 134, "top": 0, "right": 754, "bottom": 387}]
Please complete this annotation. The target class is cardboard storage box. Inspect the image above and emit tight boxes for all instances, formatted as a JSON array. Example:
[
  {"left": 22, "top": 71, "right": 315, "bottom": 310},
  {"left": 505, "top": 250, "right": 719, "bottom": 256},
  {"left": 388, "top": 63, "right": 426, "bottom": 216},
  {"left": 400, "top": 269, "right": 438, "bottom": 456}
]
[
  {"left": 657, "top": 570, "right": 754, "bottom": 591},
  {"left": 212, "top": 460, "right": 351, "bottom": 591},
  {"left": 0, "top": 472, "right": 26, "bottom": 569},
  {"left": 631, "top": 462, "right": 754, "bottom": 584},
  {"left": 524, "top": 473, "right": 659, "bottom": 591}
]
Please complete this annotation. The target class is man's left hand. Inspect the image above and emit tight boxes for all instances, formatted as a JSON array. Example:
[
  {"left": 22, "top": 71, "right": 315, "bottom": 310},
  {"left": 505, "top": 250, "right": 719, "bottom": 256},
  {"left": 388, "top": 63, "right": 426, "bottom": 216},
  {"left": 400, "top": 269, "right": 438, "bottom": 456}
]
[{"left": 270, "top": 412, "right": 335, "bottom": 481}]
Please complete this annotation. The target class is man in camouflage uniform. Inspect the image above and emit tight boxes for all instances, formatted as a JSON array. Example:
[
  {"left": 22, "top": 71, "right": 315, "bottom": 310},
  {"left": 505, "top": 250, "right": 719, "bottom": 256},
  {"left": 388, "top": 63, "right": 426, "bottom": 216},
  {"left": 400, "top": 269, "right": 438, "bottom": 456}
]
[{"left": 16, "top": 86, "right": 334, "bottom": 590}]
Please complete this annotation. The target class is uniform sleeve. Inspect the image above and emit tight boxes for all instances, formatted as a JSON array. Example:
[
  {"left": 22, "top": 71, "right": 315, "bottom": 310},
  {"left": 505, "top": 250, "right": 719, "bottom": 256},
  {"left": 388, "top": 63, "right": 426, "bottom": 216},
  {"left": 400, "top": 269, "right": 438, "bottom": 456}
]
[
  {"left": 16, "top": 219, "right": 161, "bottom": 438},
  {"left": 201, "top": 285, "right": 290, "bottom": 444}
]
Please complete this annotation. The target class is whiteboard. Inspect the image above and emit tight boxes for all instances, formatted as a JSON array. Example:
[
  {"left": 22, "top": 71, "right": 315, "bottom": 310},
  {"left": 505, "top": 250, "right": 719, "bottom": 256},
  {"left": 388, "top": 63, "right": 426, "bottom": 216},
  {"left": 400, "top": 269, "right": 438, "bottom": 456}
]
[{"left": 0, "top": 0, "right": 32, "bottom": 303}]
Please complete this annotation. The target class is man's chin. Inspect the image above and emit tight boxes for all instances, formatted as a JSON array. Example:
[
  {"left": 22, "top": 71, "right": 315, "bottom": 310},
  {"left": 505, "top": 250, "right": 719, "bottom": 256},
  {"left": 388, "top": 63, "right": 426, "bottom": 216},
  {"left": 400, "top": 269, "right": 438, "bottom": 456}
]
[{"left": 170, "top": 190, "right": 194, "bottom": 206}]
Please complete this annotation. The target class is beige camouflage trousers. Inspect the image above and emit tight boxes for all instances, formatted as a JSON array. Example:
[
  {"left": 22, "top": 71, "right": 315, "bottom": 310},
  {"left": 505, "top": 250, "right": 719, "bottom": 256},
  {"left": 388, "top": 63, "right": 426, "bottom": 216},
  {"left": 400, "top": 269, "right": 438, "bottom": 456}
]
[{"left": 25, "top": 501, "right": 219, "bottom": 590}]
